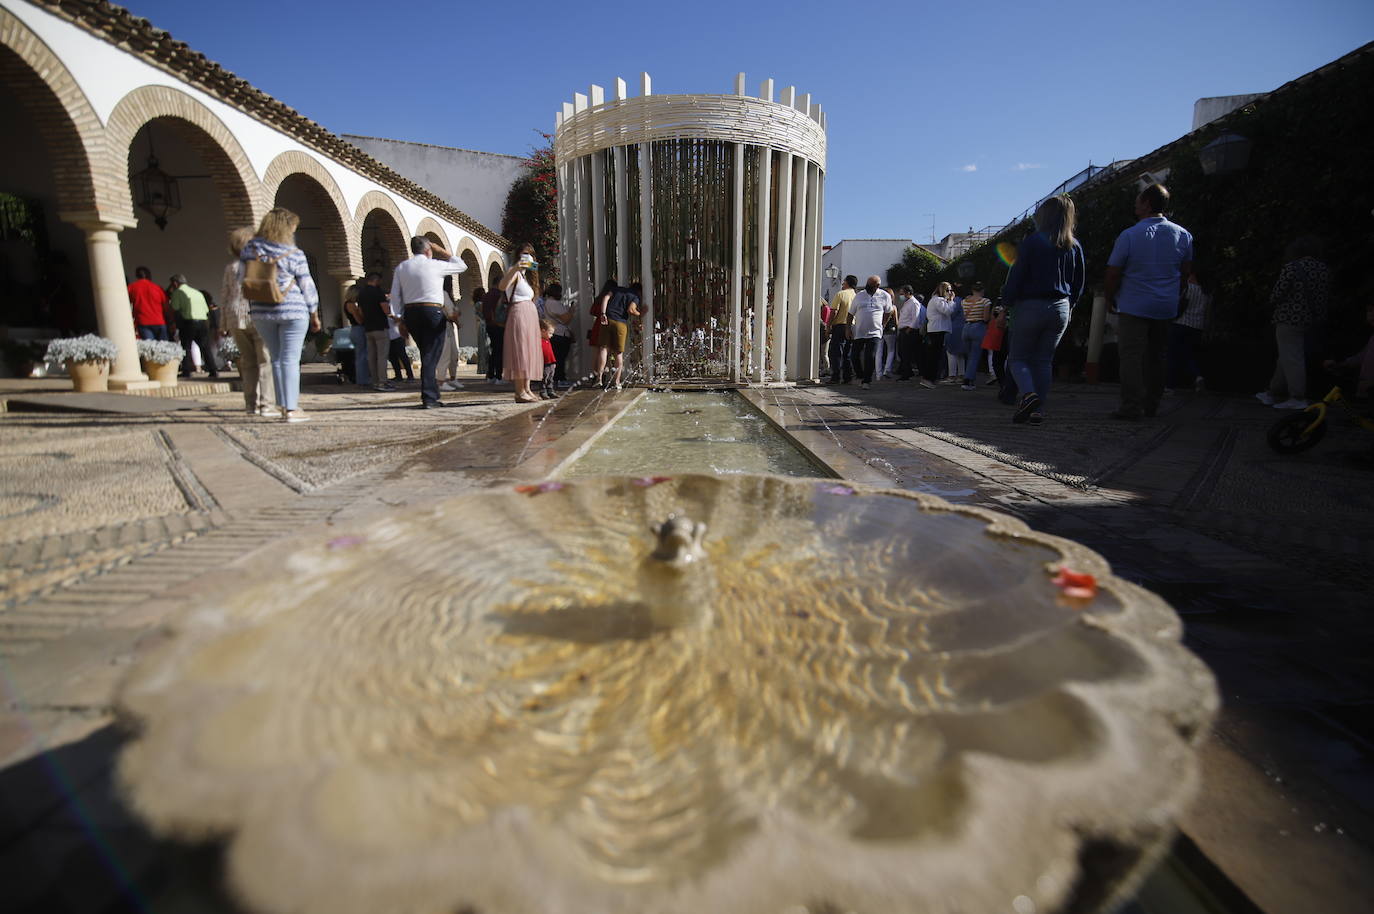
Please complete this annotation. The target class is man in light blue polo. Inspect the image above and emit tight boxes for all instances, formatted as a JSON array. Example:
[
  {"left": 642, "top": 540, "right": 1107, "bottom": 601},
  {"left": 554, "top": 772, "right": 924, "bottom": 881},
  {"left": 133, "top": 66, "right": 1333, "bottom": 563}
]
[{"left": 1104, "top": 183, "right": 1193, "bottom": 420}]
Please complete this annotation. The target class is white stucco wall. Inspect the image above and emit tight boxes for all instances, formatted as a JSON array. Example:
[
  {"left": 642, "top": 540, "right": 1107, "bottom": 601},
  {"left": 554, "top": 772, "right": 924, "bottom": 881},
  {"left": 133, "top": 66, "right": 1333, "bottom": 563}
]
[
  {"left": 7, "top": 0, "right": 504, "bottom": 272},
  {"left": 343, "top": 136, "right": 523, "bottom": 234},
  {"left": 1191, "top": 94, "right": 1265, "bottom": 131},
  {"left": 820, "top": 240, "right": 915, "bottom": 299}
]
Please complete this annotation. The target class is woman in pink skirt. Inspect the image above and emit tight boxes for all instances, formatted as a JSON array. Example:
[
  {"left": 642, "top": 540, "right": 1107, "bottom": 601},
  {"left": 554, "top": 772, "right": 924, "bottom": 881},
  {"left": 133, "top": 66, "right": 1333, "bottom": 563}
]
[{"left": 498, "top": 242, "right": 542, "bottom": 403}]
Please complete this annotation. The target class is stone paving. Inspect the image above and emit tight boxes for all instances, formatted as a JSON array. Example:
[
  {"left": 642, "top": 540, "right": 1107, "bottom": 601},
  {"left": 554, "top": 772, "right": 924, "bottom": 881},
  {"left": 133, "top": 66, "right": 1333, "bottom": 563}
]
[{"left": 1, "top": 366, "right": 1372, "bottom": 913}]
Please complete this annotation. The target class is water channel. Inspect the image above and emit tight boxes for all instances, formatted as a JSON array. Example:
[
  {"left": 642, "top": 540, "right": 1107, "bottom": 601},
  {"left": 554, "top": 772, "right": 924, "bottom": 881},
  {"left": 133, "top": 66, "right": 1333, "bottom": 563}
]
[
  {"left": 560, "top": 388, "right": 1238, "bottom": 914},
  {"left": 562, "top": 389, "right": 828, "bottom": 479}
]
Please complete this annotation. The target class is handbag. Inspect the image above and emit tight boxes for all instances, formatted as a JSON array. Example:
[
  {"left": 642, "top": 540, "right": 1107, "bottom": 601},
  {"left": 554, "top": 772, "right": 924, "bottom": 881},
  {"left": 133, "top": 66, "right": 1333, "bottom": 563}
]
[{"left": 241, "top": 253, "right": 295, "bottom": 303}]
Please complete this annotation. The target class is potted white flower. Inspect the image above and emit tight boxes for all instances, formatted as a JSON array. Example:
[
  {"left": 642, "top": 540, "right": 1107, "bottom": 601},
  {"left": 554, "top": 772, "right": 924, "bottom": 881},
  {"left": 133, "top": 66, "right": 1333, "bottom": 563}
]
[
  {"left": 137, "top": 339, "right": 185, "bottom": 387},
  {"left": 45, "top": 334, "right": 118, "bottom": 392},
  {"left": 217, "top": 335, "right": 240, "bottom": 371},
  {"left": 405, "top": 342, "right": 421, "bottom": 374}
]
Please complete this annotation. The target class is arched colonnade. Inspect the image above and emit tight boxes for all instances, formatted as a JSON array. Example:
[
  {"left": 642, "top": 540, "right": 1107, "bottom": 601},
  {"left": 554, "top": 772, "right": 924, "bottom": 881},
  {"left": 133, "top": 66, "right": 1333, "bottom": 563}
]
[{"left": 0, "top": 3, "right": 505, "bottom": 387}]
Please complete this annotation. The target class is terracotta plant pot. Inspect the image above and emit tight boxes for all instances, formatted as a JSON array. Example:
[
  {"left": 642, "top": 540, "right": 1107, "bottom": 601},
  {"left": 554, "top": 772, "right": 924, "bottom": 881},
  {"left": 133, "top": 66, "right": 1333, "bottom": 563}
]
[
  {"left": 142, "top": 359, "right": 179, "bottom": 387},
  {"left": 67, "top": 359, "right": 109, "bottom": 392}
]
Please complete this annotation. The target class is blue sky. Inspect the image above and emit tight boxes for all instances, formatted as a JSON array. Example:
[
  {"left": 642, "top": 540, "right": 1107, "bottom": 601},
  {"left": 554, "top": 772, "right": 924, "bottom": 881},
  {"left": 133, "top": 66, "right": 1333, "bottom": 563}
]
[{"left": 122, "top": 0, "right": 1371, "bottom": 245}]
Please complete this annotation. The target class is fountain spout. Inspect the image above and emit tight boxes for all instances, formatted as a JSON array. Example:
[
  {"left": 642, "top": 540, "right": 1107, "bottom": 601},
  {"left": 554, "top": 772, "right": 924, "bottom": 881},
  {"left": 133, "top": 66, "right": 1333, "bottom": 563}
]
[{"left": 648, "top": 514, "right": 708, "bottom": 570}]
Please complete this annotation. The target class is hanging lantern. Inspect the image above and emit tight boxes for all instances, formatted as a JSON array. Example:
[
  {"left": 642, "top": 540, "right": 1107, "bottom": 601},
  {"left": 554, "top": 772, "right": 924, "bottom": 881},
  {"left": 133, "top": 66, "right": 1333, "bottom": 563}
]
[
  {"left": 957, "top": 259, "right": 977, "bottom": 279},
  {"left": 132, "top": 155, "right": 181, "bottom": 230},
  {"left": 1198, "top": 133, "right": 1251, "bottom": 176}
]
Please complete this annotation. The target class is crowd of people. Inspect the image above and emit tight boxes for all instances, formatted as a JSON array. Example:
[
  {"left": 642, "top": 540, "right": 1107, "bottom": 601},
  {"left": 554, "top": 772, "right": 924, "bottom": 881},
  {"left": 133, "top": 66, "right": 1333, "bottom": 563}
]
[
  {"left": 127, "top": 209, "right": 648, "bottom": 418},
  {"left": 125, "top": 187, "right": 1367, "bottom": 426},
  {"left": 821, "top": 182, "right": 1367, "bottom": 424}
]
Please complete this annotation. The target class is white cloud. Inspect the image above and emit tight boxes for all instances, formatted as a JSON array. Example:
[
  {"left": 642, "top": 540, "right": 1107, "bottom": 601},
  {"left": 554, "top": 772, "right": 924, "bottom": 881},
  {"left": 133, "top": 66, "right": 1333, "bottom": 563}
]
[
  {"left": 1014, "top": 162, "right": 1045, "bottom": 171},
  {"left": 960, "top": 163, "right": 977, "bottom": 172}
]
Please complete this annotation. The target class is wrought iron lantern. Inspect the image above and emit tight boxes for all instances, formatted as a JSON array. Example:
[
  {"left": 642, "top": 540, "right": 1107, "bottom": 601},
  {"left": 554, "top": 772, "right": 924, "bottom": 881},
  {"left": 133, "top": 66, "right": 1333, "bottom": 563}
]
[
  {"left": 824, "top": 263, "right": 839, "bottom": 293},
  {"left": 1198, "top": 132, "right": 1251, "bottom": 176},
  {"left": 957, "top": 259, "right": 977, "bottom": 279},
  {"left": 132, "top": 154, "right": 181, "bottom": 231}
]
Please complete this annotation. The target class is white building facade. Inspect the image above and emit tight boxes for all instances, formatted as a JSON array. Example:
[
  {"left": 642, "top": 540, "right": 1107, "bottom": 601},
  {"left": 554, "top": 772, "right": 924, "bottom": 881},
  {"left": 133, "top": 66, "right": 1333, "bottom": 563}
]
[
  {"left": 0, "top": 0, "right": 507, "bottom": 388},
  {"left": 819, "top": 239, "right": 918, "bottom": 300}
]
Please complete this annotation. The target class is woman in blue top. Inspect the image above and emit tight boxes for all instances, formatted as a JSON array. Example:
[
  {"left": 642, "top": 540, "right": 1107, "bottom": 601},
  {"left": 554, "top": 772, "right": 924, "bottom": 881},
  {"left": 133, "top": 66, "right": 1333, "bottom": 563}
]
[
  {"left": 1001, "top": 195, "right": 1085, "bottom": 424},
  {"left": 240, "top": 207, "right": 321, "bottom": 423}
]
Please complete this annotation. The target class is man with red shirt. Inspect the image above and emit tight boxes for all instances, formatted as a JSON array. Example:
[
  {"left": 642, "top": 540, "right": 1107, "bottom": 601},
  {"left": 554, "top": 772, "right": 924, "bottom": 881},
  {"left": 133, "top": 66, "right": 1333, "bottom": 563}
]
[{"left": 128, "top": 266, "right": 170, "bottom": 340}]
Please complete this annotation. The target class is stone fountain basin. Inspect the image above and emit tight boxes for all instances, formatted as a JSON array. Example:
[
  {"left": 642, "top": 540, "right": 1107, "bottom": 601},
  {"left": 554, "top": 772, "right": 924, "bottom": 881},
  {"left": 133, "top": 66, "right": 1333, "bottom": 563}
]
[{"left": 116, "top": 474, "right": 1218, "bottom": 914}]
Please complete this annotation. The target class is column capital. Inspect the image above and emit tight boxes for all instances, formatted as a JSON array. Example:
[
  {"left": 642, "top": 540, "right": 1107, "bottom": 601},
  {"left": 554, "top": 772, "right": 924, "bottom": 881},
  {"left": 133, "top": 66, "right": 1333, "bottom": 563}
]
[{"left": 63, "top": 213, "right": 137, "bottom": 233}]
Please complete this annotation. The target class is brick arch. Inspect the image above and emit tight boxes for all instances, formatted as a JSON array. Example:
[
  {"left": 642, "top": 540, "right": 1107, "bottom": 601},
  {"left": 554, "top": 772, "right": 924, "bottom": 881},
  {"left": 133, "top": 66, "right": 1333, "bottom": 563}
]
[
  {"left": 263, "top": 150, "right": 358, "bottom": 276},
  {"left": 358, "top": 197, "right": 408, "bottom": 283},
  {"left": 104, "top": 85, "right": 261, "bottom": 229},
  {"left": 353, "top": 190, "right": 408, "bottom": 238},
  {"left": 415, "top": 217, "right": 450, "bottom": 252},
  {"left": 454, "top": 235, "right": 480, "bottom": 264},
  {"left": 0, "top": 9, "right": 117, "bottom": 223},
  {"left": 486, "top": 253, "right": 506, "bottom": 288},
  {"left": 454, "top": 243, "right": 482, "bottom": 300}
]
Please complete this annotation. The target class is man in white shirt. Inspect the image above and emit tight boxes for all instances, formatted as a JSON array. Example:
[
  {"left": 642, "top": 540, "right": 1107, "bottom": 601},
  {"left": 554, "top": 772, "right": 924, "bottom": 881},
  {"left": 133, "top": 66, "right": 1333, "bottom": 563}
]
[
  {"left": 390, "top": 236, "right": 467, "bottom": 409},
  {"left": 847, "top": 276, "right": 895, "bottom": 389},
  {"left": 895, "top": 285, "right": 924, "bottom": 381}
]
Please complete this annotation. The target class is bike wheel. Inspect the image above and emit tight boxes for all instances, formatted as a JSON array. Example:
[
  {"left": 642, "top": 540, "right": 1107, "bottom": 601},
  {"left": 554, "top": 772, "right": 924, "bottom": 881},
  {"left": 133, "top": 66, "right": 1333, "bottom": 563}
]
[{"left": 1268, "top": 410, "right": 1327, "bottom": 453}]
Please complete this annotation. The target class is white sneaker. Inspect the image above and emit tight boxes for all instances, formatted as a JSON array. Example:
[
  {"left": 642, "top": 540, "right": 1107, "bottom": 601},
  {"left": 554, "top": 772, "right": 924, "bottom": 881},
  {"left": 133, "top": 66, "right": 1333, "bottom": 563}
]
[
  {"left": 440, "top": 380, "right": 464, "bottom": 391},
  {"left": 1273, "top": 398, "right": 1309, "bottom": 410},
  {"left": 285, "top": 410, "right": 311, "bottom": 423},
  {"left": 860, "top": 381, "right": 870, "bottom": 389},
  {"left": 258, "top": 405, "right": 281, "bottom": 418},
  {"left": 1254, "top": 391, "right": 1276, "bottom": 406}
]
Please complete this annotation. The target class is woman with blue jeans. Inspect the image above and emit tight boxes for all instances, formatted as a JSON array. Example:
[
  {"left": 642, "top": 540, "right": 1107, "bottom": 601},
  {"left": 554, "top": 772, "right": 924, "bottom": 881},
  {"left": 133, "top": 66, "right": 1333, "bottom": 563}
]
[
  {"left": 1001, "top": 195, "right": 1085, "bottom": 424},
  {"left": 959, "top": 282, "right": 992, "bottom": 389},
  {"left": 240, "top": 207, "right": 321, "bottom": 423}
]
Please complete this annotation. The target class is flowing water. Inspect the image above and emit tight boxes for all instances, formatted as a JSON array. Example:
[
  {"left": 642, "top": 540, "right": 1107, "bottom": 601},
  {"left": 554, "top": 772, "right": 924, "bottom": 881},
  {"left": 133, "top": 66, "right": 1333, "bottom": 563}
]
[
  {"left": 558, "top": 387, "right": 1234, "bottom": 914},
  {"left": 562, "top": 389, "right": 829, "bottom": 479}
]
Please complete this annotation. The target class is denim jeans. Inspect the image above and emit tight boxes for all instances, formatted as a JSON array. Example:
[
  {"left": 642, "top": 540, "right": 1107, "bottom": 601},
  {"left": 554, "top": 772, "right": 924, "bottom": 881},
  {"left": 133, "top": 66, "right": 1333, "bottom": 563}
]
[
  {"left": 851, "top": 337, "right": 880, "bottom": 383},
  {"left": 827, "top": 326, "right": 851, "bottom": 382},
  {"left": 137, "top": 324, "right": 168, "bottom": 341},
  {"left": 961, "top": 322, "right": 988, "bottom": 383},
  {"left": 1117, "top": 312, "right": 1170, "bottom": 416},
  {"left": 1008, "top": 298, "right": 1070, "bottom": 407},
  {"left": 405, "top": 304, "right": 447, "bottom": 405},
  {"left": 253, "top": 315, "right": 309, "bottom": 411},
  {"left": 349, "top": 324, "right": 370, "bottom": 386},
  {"left": 879, "top": 332, "right": 898, "bottom": 376}
]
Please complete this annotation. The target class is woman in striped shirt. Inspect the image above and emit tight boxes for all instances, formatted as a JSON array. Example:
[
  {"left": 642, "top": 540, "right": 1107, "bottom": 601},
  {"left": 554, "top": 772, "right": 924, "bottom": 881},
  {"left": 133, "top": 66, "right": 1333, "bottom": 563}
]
[{"left": 959, "top": 282, "right": 992, "bottom": 389}]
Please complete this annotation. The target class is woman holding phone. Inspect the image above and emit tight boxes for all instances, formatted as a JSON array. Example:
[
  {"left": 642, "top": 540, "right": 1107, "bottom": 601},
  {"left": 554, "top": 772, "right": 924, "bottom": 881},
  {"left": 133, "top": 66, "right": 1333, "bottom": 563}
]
[{"left": 499, "top": 242, "right": 542, "bottom": 403}]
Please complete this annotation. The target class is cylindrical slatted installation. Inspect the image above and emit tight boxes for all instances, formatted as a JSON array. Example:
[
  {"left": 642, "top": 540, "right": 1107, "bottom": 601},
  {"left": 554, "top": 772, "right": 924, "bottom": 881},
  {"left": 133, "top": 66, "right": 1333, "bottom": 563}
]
[{"left": 554, "top": 73, "right": 826, "bottom": 383}]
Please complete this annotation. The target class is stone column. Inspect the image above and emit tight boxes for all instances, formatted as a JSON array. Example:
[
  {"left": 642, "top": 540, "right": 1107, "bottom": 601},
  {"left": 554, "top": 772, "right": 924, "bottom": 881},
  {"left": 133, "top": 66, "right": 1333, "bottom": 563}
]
[
  {"left": 637, "top": 72, "right": 654, "bottom": 382},
  {"left": 786, "top": 158, "right": 807, "bottom": 380},
  {"left": 75, "top": 221, "right": 154, "bottom": 389},
  {"left": 334, "top": 275, "right": 357, "bottom": 328},
  {"left": 752, "top": 80, "right": 774, "bottom": 385},
  {"left": 773, "top": 146, "right": 793, "bottom": 382},
  {"left": 731, "top": 73, "right": 747, "bottom": 384},
  {"left": 801, "top": 161, "right": 822, "bottom": 382}
]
